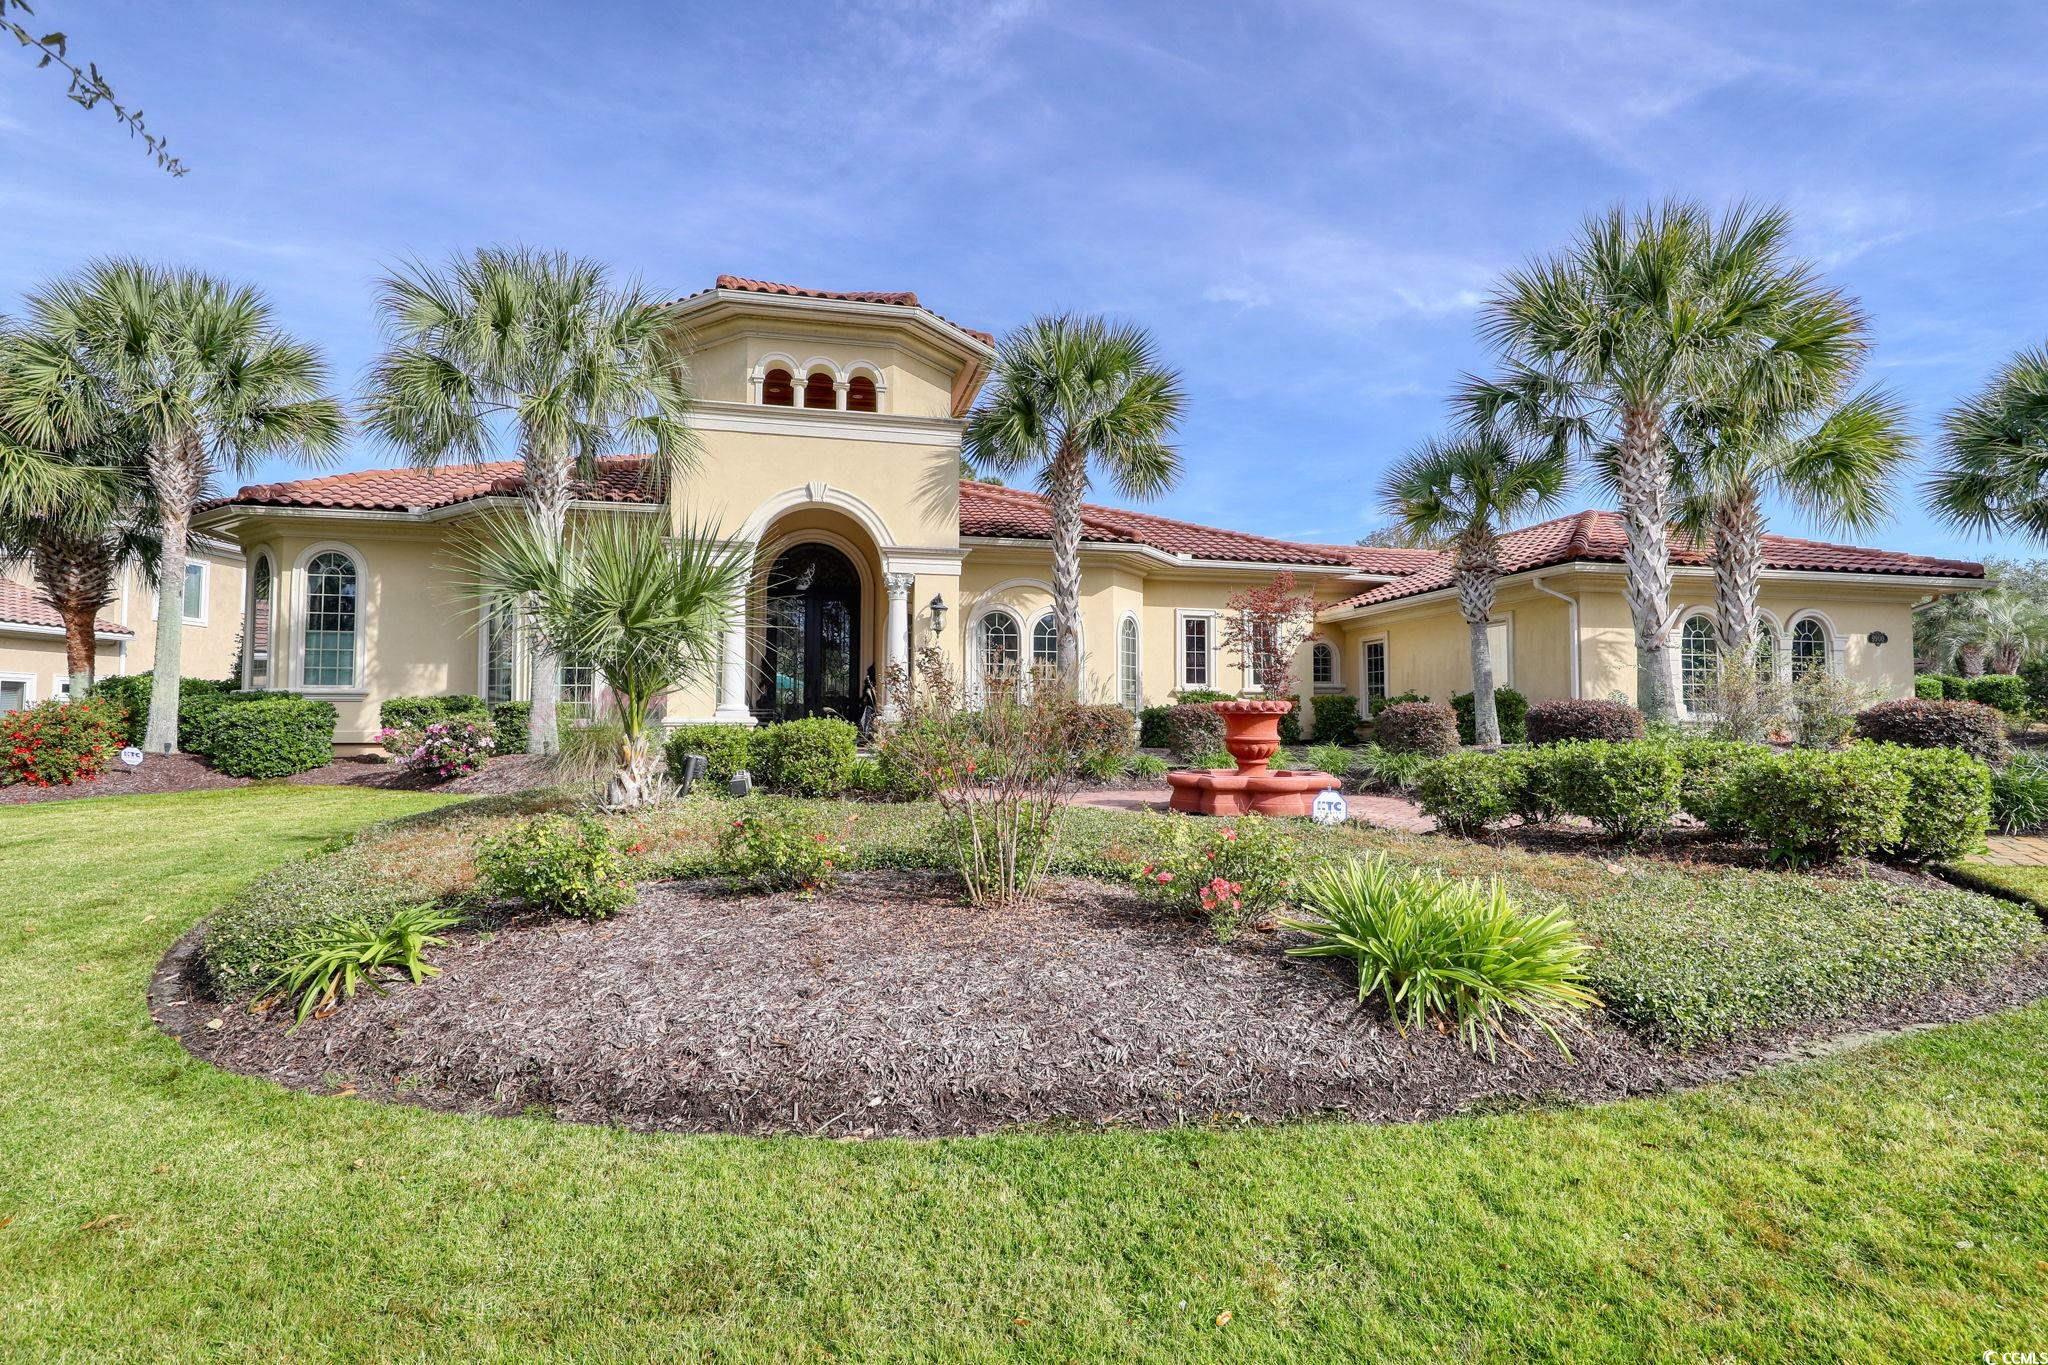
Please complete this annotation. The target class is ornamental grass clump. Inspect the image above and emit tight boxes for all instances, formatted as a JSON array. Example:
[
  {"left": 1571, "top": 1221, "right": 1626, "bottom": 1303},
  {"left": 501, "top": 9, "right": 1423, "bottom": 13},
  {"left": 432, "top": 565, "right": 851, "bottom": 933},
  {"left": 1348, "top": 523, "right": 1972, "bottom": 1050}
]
[
  {"left": 1283, "top": 855, "right": 1597, "bottom": 1058},
  {"left": 267, "top": 903, "right": 462, "bottom": 1025}
]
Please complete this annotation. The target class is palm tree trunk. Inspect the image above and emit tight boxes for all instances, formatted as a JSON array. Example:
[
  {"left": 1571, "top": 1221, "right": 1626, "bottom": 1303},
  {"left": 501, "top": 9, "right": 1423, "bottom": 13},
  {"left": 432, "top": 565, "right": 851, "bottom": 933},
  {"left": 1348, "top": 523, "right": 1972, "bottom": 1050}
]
[
  {"left": 1046, "top": 439, "right": 1086, "bottom": 697},
  {"left": 34, "top": 528, "right": 116, "bottom": 699},
  {"left": 523, "top": 436, "right": 567, "bottom": 755},
  {"left": 1454, "top": 530, "right": 1501, "bottom": 747},
  {"left": 1959, "top": 644, "right": 1987, "bottom": 677},
  {"left": 1711, "top": 484, "right": 1763, "bottom": 660},
  {"left": 143, "top": 432, "right": 201, "bottom": 753},
  {"left": 1614, "top": 404, "right": 1676, "bottom": 723}
]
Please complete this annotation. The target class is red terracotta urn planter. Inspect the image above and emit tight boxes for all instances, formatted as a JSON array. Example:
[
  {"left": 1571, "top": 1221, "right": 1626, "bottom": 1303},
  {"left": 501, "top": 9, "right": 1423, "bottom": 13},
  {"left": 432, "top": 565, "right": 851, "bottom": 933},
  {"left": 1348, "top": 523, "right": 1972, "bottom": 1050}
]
[
  {"left": 1165, "top": 698, "right": 1340, "bottom": 818},
  {"left": 1214, "top": 698, "right": 1291, "bottom": 774}
]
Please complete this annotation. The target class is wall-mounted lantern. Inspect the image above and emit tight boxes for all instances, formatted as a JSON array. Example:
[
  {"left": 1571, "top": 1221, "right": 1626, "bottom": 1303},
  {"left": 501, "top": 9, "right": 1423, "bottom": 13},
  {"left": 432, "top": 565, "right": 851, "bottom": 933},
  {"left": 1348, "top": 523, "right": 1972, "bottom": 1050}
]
[{"left": 928, "top": 593, "right": 948, "bottom": 635}]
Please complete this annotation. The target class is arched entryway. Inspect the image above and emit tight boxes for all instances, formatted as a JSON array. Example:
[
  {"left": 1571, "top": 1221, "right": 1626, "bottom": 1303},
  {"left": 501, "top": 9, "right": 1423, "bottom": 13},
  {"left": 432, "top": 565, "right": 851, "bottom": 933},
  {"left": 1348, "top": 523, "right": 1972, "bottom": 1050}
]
[{"left": 755, "top": 542, "right": 862, "bottom": 721}]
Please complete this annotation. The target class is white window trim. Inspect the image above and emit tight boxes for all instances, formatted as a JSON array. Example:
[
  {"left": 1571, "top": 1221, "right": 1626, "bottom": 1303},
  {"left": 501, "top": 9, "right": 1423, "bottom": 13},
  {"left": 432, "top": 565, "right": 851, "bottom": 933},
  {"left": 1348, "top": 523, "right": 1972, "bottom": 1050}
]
[
  {"left": 1787, "top": 609, "right": 1846, "bottom": 679},
  {"left": 968, "top": 605, "right": 1025, "bottom": 703},
  {"left": 1676, "top": 610, "right": 1718, "bottom": 719},
  {"left": 1310, "top": 638, "right": 1341, "bottom": 692},
  {"left": 1117, "top": 611, "right": 1142, "bottom": 711},
  {"left": 0, "top": 671, "right": 35, "bottom": 710},
  {"left": 1175, "top": 609, "right": 1217, "bottom": 692},
  {"left": 1485, "top": 615, "right": 1514, "bottom": 690},
  {"left": 150, "top": 559, "right": 210, "bottom": 627},
  {"left": 1361, "top": 634, "right": 1389, "bottom": 705},
  {"left": 475, "top": 595, "right": 528, "bottom": 704},
  {"left": 290, "top": 540, "right": 367, "bottom": 696},
  {"left": 243, "top": 547, "right": 276, "bottom": 689}
]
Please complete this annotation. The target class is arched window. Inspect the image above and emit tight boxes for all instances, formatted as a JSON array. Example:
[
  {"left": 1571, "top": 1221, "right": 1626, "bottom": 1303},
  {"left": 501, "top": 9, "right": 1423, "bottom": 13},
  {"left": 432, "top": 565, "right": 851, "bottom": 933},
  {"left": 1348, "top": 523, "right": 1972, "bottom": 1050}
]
[
  {"left": 1791, "top": 618, "right": 1829, "bottom": 678},
  {"left": 1679, "top": 614, "right": 1717, "bottom": 713},
  {"left": 247, "top": 553, "right": 272, "bottom": 689},
  {"left": 1311, "top": 640, "right": 1335, "bottom": 688},
  {"left": 1031, "top": 613, "right": 1060, "bottom": 674},
  {"left": 846, "top": 374, "right": 878, "bottom": 412},
  {"left": 302, "top": 551, "right": 359, "bottom": 688},
  {"left": 1119, "top": 615, "right": 1140, "bottom": 711},
  {"left": 803, "top": 372, "right": 837, "bottom": 409},
  {"left": 761, "top": 367, "right": 794, "bottom": 406},
  {"left": 980, "top": 610, "right": 1021, "bottom": 689},
  {"left": 1754, "top": 620, "right": 1779, "bottom": 677}
]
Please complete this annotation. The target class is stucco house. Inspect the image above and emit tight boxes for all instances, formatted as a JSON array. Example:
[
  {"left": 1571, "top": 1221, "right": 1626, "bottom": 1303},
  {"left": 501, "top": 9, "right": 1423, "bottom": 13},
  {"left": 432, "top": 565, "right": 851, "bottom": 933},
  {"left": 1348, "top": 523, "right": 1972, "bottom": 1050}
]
[{"left": 189, "top": 276, "right": 1984, "bottom": 750}]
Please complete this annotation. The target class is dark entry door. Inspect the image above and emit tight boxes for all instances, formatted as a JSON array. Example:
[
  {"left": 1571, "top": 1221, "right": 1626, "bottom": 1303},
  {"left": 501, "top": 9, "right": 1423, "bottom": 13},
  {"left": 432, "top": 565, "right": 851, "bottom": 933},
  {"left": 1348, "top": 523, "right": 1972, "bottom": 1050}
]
[{"left": 756, "top": 542, "right": 861, "bottom": 721}]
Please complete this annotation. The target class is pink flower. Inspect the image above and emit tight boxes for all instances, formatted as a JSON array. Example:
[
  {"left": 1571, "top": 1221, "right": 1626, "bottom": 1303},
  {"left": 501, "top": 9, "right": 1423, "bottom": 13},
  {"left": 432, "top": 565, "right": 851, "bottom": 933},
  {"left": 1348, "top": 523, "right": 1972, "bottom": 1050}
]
[{"left": 1156, "top": 871, "right": 1174, "bottom": 884}]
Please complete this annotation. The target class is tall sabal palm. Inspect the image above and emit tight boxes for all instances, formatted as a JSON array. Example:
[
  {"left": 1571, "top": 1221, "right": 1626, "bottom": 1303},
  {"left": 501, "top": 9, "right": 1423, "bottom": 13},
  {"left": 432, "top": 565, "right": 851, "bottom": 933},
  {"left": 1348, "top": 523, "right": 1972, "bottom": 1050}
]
[
  {"left": 364, "top": 248, "right": 696, "bottom": 755},
  {"left": 464, "top": 512, "right": 745, "bottom": 809},
  {"left": 0, "top": 261, "right": 345, "bottom": 751},
  {"left": 1381, "top": 426, "right": 1569, "bottom": 745},
  {"left": 1472, "top": 200, "right": 1855, "bottom": 723},
  {"left": 963, "top": 315, "right": 1185, "bottom": 694},
  {"left": 1926, "top": 344, "right": 2048, "bottom": 542}
]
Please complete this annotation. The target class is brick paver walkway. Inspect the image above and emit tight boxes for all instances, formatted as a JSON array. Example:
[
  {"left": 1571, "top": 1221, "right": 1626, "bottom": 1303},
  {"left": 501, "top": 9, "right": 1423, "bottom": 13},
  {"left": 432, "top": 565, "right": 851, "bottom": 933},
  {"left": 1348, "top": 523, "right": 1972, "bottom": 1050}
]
[
  {"left": 1067, "top": 787, "right": 1434, "bottom": 833},
  {"left": 1980, "top": 834, "right": 2048, "bottom": 866}
]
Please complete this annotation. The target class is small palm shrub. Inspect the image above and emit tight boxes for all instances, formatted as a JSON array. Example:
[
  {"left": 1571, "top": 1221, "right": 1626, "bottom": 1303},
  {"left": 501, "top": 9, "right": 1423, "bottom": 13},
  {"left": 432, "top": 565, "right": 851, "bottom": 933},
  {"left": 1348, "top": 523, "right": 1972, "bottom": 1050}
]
[
  {"left": 752, "top": 716, "right": 858, "bottom": 796},
  {"left": 1450, "top": 687, "right": 1528, "bottom": 745},
  {"left": 1729, "top": 748, "right": 1909, "bottom": 865},
  {"left": 1134, "top": 814, "right": 1299, "bottom": 936},
  {"left": 1310, "top": 694, "right": 1361, "bottom": 743},
  {"left": 1373, "top": 701, "right": 1459, "bottom": 756},
  {"left": 1868, "top": 743, "right": 1991, "bottom": 864},
  {"left": 1964, "top": 673, "right": 2029, "bottom": 717},
  {"left": 1161, "top": 703, "right": 1226, "bottom": 764},
  {"left": 0, "top": 698, "right": 126, "bottom": 787},
  {"left": 203, "top": 697, "right": 337, "bottom": 778},
  {"left": 1283, "top": 856, "right": 1597, "bottom": 1057},
  {"left": 1416, "top": 752, "right": 1516, "bottom": 834},
  {"left": 1545, "top": 740, "right": 1681, "bottom": 840},
  {"left": 476, "top": 814, "right": 634, "bottom": 919},
  {"left": 268, "top": 903, "right": 462, "bottom": 1024},
  {"left": 1992, "top": 751, "right": 2048, "bottom": 833},
  {"left": 716, "top": 802, "right": 845, "bottom": 896},
  {"left": 1525, "top": 698, "right": 1645, "bottom": 745},
  {"left": 663, "top": 723, "right": 755, "bottom": 784},
  {"left": 1852, "top": 698, "right": 2007, "bottom": 764}
]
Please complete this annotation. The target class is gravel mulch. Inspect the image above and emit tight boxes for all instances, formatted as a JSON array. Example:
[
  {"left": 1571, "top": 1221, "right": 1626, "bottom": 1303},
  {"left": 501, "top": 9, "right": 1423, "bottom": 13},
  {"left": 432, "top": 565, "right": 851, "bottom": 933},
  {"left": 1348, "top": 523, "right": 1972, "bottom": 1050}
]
[
  {"left": 0, "top": 751, "right": 557, "bottom": 806},
  {"left": 157, "top": 869, "right": 2048, "bottom": 1139}
]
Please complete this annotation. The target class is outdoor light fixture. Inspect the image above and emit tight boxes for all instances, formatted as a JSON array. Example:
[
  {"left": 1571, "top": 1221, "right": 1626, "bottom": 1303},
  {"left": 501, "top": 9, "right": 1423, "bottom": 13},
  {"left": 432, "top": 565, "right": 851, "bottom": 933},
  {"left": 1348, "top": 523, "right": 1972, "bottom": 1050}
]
[{"left": 928, "top": 592, "right": 948, "bottom": 634}]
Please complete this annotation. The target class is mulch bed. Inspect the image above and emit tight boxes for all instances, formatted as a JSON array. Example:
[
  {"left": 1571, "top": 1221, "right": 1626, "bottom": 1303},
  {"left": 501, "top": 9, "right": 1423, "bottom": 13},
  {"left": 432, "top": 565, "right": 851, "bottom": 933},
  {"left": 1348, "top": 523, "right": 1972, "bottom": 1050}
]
[
  {"left": 157, "top": 869, "right": 2048, "bottom": 1139},
  {"left": 0, "top": 751, "right": 556, "bottom": 806}
]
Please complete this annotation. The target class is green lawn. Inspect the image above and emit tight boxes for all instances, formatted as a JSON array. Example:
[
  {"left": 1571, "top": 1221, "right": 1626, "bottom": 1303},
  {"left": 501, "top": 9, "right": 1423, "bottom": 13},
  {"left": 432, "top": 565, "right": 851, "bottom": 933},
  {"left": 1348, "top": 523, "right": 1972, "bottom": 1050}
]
[
  {"left": 1945, "top": 859, "right": 2048, "bottom": 911},
  {"left": 3, "top": 787, "right": 2046, "bottom": 1361}
]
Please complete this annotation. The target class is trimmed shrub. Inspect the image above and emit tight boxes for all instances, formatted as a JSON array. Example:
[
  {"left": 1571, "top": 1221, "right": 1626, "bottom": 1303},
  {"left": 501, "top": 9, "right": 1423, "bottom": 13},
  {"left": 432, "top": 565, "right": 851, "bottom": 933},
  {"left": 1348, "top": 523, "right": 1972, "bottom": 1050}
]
[
  {"left": 1914, "top": 675, "right": 1945, "bottom": 701},
  {"left": 1133, "top": 813, "right": 1300, "bottom": 936},
  {"left": 1416, "top": 751, "right": 1516, "bottom": 834},
  {"left": 716, "top": 801, "right": 845, "bottom": 895},
  {"left": 1451, "top": 687, "right": 1528, "bottom": 745},
  {"left": 1367, "top": 689, "right": 1425, "bottom": 718},
  {"left": 202, "top": 697, "right": 337, "bottom": 778},
  {"left": 1277, "top": 698, "right": 1302, "bottom": 746},
  {"left": 2023, "top": 656, "right": 2048, "bottom": 714},
  {"left": 1310, "top": 694, "right": 1361, "bottom": 744},
  {"left": 1526, "top": 698, "right": 1646, "bottom": 745},
  {"left": 1934, "top": 673, "right": 1971, "bottom": 701},
  {"left": 476, "top": 814, "right": 633, "bottom": 919},
  {"left": 1729, "top": 747, "right": 1910, "bottom": 865},
  {"left": 0, "top": 698, "right": 126, "bottom": 787},
  {"left": 1161, "top": 703, "right": 1226, "bottom": 764},
  {"left": 1867, "top": 742, "right": 1990, "bottom": 864},
  {"left": 1065, "top": 703, "right": 1137, "bottom": 772},
  {"left": 663, "top": 723, "right": 754, "bottom": 785},
  {"left": 1992, "top": 751, "right": 2048, "bottom": 834},
  {"left": 1173, "top": 688, "right": 1233, "bottom": 704},
  {"left": 1373, "top": 701, "right": 1459, "bottom": 757},
  {"left": 752, "top": 716, "right": 858, "bottom": 796},
  {"left": 379, "top": 694, "right": 487, "bottom": 732},
  {"left": 1499, "top": 748, "right": 1562, "bottom": 825},
  {"left": 1664, "top": 737, "right": 1771, "bottom": 833},
  {"left": 1137, "top": 705, "right": 1173, "bottom": 749},
  {"left": 1852, "top": 698, "right": 2007, "bottom": 764},
  {"left": 1545, "top": 740, "right": 1681, "bottom": 840},
  {"left": 86, "top": 673, "right": 238, "bottom": 748},
  {"left": 1964, "top": 672, "right": 2029, "bottom": 717}
]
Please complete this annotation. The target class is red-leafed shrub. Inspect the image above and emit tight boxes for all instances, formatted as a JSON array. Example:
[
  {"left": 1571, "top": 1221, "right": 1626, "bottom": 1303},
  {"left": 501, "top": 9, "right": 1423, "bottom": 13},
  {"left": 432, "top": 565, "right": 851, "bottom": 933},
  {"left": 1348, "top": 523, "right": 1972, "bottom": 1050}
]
[
  {"left": 0, "top": 698, "right": 126, "bottom": 788},
  {"left": 1373, "top": 701, "right": 1460, "bottom": 757},
  {"left": 1525, "top": 698, "right": 1646, "bottom": 745},
  {"left": 1852, "top": 698, "right": 2008, "bottom": 765}
]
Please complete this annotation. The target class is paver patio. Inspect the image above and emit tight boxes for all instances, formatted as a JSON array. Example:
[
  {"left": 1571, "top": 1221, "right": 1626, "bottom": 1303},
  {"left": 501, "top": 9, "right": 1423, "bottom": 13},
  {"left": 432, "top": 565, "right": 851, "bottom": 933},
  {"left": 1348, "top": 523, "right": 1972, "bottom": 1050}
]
[{"left": 1069, "top": 787, "right": 1435, "bottom": 832}]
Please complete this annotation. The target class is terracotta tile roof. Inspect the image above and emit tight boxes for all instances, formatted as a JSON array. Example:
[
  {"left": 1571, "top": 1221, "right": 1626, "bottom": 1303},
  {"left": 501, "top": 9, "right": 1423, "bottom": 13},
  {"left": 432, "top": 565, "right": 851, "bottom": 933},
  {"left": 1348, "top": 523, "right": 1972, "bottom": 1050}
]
[
  {"left": 959, "top": 480, "right": 1357, "bottom": 567},
  {"left": 1329, "top": 509, "right": 1986, "bottom": 610},
  {"left": 0, "top": 579, "right": 130, "bottom": 636},
  {"left": 209, "top": 457, "right": 659, "bottom": 514},
  {"left": 1299, "top": 542, "right": 1447, "bottom": 575},
  {"left": 676, "top": 275, "right": 996, "bottom": 347}
]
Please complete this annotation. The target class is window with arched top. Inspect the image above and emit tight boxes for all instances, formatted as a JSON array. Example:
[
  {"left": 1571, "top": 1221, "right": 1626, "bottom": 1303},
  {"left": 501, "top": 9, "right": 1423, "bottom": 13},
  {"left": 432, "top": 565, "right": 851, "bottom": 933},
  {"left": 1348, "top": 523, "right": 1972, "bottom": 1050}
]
[
  {"left": 247, "top": 553, "right": 272, "bottom": 689},
  {"left": 1791, "top": 618, "right": 1829, "bottom": 678},
  {"left": 1754, "top": 621, "right": 1778, "bottom": 676},
  {"left": 761, "top": 368, "right": 795, "bottom": 406},
  {"left": 302, "top": 550, "right": 359, "bottom": 688},
  {"left": 1679, "top": 614, "right": 1717, "bottom": 713},
  {"left": 1119, "top": 616, "right": 1141, "bottom": 710},
  {"left": 803, "top": 372, "right": 837, "bottom": 409},
  {"left": 980, "top": 610, "right": 1022, "bottom": 690},
  {"left": 1311, "top": 641, "right": 1335, "bottom": 688},
  {"left": 846, "top": 374, "right": 878, "bottom": 412},
  {"left": 1031, "top": 614, "right": 1059, "bottom": 674}
]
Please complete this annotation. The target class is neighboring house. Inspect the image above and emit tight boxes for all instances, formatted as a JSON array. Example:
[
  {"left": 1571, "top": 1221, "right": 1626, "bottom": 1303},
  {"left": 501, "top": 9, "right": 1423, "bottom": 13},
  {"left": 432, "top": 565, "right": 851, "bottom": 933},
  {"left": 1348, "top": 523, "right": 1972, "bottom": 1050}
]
[
  {"left": 190, "top": 275, "right": 1984, "bottom": 750},
  {"left": 0, "top": 540, "right": 247, "bottom": 709}
]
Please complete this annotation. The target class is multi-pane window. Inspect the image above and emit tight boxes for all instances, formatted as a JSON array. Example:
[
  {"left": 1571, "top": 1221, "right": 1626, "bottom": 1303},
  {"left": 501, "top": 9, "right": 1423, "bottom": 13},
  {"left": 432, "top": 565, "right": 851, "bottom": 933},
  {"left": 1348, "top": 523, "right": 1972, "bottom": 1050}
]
[
  {"left": 247, "top": 554, "right": 271, "bottom": 689},
  {"left": 1791, "top": 618, "right": 1829, "bottom": 679},
  {"left": 1679, "top": 614, "right": 1717, "bottom": 713},
  {"left": 483, "top": 598, "right": 518, "bottom": 704},
  {"left": 302, "top": 551, "right": 358, "bottom": 687},
  {"left": 0, "top": 677, "right": 25, "bottom": 712},
  {"left": 1031, "top": 614, "right": 1059, "bottom": 674},
  {"left": 1311, "top": 641, "right": 1335, "bottom": 687},
  {"left": 1754, "top": 621, "right": 1778, "bottom": 677},
  {"left": 980, "top": 610, "right": 1021, "bottom": 688},
  {"left": 1181, "top": 615, "right": 1211, "bottom": 688},
  {"left": 1364, "top": 640, "right": 1387, "bottom": 704},
  {"left": 1119, "top": 616, "right": 1140, "bottom": 711},
  {"left": 182, "top": 562, "right": 205, "bottom": 621},
  {"left": 558, "top": 657, "right": 596, "bottom": 719}
]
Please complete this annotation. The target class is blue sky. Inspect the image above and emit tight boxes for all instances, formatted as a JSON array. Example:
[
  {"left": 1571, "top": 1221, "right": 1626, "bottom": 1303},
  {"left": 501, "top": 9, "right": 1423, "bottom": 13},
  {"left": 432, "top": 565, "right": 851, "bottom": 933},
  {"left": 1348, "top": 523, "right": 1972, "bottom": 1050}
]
[{"left": 4, "top": 0, "right": 2046, "bottom": 560}]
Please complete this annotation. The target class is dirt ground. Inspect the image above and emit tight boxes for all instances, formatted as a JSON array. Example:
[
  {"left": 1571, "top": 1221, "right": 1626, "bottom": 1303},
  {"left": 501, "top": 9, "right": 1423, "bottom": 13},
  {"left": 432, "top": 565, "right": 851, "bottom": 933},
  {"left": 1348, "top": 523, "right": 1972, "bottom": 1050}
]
[{"left": 0, "top": 751, "right": 557, "bottom": 806}]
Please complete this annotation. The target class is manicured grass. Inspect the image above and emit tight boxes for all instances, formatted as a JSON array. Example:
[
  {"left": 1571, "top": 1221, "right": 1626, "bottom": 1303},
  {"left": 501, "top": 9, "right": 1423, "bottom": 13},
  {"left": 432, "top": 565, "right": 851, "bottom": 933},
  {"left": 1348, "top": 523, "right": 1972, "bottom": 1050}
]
[
  {"left": 1945, "top": 859, "right": 2048, "bottom": 911},
  {"left": 3, "top": 786, "right": 2047, "bottom": 1359}
]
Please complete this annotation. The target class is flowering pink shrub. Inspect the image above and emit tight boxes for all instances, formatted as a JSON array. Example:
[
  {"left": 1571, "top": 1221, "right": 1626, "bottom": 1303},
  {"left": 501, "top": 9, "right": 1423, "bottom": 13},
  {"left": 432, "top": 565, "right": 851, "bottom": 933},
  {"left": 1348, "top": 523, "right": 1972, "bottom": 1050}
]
[
  {"left": 381, "top": 717, "right": 494, "bottom": 783},
  {"left": 1133, "top": 814, "right": 1298, "bottom": 937}
]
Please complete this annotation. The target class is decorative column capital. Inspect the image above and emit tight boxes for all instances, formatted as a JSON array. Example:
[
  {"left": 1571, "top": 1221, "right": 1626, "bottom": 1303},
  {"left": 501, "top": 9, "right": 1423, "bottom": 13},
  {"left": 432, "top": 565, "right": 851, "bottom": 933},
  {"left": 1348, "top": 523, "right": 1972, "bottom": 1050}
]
[{"left": 883, "top": 572, "right": 916, "bottom": 599}]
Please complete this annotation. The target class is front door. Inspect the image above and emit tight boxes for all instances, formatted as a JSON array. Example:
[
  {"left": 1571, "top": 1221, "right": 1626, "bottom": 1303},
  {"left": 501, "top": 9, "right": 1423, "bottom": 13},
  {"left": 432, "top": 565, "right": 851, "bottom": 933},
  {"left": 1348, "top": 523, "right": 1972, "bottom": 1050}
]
[{"left": 756, "top": 543, "right": 861, "bottom": 722}]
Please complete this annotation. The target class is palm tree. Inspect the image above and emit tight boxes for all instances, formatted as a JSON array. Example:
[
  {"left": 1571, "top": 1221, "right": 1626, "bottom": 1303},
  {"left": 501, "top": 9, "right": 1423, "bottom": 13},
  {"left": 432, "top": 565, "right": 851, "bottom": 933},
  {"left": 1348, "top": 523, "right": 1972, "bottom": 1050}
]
[
  {"left": 1381, "top": 426, "right": 1569, "bottom": 745},
  {"left": 963, "top": 315, "right": 1185, "bottom": 694},
  {"left": 464, "top": 512, "right": 745, "bottom": 809},
  {"left": 1927, "top": 344, "right": 2048, "bottom": 542},
  {"left": 1472, "top": 200, "right": 1854, "bottom": 723},
  {"left": 0, "top": 262, "right": 344, "bottom": 751},
  {"left": 363, "top": 248, "right": 695, "bottom": 755},
  {"left": 1928, "top": 584, "right": 2044, "bottom": 676}
]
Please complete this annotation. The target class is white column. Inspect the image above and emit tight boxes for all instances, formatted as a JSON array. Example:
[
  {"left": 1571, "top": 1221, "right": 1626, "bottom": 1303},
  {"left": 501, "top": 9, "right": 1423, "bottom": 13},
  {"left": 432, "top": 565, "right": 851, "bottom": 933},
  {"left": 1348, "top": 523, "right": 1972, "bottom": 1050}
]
[
  {"left": 882, "top": 572, "right": 914, "bottom": 721},
  {"left": 713, "top": 570, "right": 755, "bottom": 725}
]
